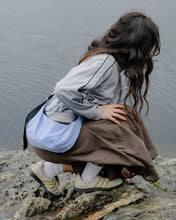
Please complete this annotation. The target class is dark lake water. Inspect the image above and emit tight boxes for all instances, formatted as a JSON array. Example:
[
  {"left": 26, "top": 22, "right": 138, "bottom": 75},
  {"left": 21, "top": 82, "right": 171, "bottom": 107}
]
[{"left": 0, "top": 0, "right": 176, "bottom": 158}]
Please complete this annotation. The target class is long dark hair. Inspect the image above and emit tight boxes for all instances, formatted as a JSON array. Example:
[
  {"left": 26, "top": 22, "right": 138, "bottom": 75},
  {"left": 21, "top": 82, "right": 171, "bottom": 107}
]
[{"left": 78, "top": 12, "right": 160, "bottom": 126}]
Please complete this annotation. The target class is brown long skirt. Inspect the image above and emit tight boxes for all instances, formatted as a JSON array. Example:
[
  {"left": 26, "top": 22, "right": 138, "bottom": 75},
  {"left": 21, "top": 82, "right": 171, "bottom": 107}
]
[{"left": 32, "top": 112, "right": 159, "bottom": 182}]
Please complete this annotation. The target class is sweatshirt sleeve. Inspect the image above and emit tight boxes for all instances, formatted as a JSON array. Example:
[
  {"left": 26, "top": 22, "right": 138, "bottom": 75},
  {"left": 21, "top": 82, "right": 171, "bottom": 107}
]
[{"left": 54, "top": 54, "right": 115, "bottom": 120}]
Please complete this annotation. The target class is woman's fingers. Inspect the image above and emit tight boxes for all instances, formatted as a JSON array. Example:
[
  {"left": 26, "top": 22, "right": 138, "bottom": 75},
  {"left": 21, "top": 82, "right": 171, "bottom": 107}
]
[
  {"left": 101, "top": 104, "right": 127, "bottom": 124},
  {"left": 112, "top": 113, "right": 126, "bottom": 121},
  {"left": 121, "top": 167, "right": 131, "bottom": 178},
  {"left": 109, "top": 116, "right": 120, "bottom": 125},
  {"left": 113, "top": 109, "right": 127, "bottom": 115}
]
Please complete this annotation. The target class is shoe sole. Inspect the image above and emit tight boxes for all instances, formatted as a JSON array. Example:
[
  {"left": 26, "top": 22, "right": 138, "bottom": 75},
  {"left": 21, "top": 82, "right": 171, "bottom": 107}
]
[
  {"left": 28, "top": 167, "right": 59, "bottom": 198},
  {"left": 74, "top": 182, "right": 123, "bottom": 193}
]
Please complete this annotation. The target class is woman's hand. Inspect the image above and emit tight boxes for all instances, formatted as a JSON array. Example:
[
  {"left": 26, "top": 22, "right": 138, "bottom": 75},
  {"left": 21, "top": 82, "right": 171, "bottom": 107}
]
[{"left": 101, "top": 104, "right": 127, "bottom": 124}]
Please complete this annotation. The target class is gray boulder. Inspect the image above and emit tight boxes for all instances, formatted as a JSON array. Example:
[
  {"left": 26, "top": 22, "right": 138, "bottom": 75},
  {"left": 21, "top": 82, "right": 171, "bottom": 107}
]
[{"left": 0, "top": 149, "right": 176, "bottom": 220}]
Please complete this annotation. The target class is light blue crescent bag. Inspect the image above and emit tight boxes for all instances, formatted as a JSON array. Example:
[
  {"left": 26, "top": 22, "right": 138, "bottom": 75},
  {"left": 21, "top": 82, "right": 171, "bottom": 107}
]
[{"left": 26, "top": 102, "right": 84, "bottom": 153}]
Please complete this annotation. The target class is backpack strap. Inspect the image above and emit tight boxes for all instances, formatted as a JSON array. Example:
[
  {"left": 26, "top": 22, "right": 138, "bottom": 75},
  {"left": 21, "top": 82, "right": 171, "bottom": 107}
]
[{"left": 23, "top": 94, "right": 54, "bottom": 150}]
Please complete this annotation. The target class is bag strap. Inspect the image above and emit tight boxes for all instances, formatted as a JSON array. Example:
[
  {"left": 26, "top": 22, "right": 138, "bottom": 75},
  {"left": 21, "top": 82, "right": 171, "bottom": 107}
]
[{"left": 23, "top": 94, "right": 54, "bottom": 150}]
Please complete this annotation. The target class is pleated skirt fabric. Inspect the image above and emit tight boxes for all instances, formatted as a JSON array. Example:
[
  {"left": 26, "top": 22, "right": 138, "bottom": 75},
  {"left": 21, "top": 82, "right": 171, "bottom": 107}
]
[{"left": 32, "top": 111, "right": 159, "bottom": 182}]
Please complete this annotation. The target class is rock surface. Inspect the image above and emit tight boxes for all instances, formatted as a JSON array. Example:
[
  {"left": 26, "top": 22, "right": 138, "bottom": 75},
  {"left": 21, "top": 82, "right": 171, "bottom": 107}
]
[
  {"left": 54, "top": 185, "right": 143, "bottom": 220},
  {"left": 0, "top": 148, "right": 176, "bottom": 220}
]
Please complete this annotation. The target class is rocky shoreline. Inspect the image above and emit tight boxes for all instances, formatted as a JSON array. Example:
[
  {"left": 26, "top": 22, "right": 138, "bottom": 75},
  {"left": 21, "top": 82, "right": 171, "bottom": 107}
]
[{"left": 0, "top": 148, "right": 176, "bottom": 220}]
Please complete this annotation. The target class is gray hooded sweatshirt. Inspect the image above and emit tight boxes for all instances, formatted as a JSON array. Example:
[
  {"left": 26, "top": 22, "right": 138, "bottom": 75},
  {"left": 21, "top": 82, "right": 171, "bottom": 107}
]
[{"left": 45, "top": 54, "right": 122, "bottom": 123}]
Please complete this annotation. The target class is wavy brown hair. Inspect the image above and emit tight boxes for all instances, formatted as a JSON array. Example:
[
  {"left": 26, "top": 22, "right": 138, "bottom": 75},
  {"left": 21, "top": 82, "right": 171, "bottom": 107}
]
[{"left": 78, "top": 12, "right": 160, "bottom": 127}]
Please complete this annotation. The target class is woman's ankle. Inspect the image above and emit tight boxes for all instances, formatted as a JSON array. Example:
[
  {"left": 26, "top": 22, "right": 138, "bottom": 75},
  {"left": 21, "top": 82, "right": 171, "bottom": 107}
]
[
  {"left": 81, "top": 162, "right": 103, "bottom": 181},
  {"left": 63, "top": 164, "right": 74, "bottom": 173},
  {"left": 43, "top": 162, "right": 63, "bottom": 177}
]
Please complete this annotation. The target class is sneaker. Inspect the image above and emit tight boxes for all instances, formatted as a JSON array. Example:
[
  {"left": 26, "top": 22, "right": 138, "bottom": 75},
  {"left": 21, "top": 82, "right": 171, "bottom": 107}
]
[
  {"left": 28, "top": 161, "right": 60, "bottom": 197},
  {"left": 74, "top": 175, "right": 123, "bottom": 193}
]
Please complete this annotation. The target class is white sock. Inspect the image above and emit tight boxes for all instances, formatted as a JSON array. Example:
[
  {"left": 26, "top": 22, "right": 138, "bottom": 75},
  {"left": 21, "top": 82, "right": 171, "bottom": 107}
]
[
  {"left": 43, "top": 162, "right": 63, "bottom": 177},
  {"left": 81, "top": 162, "right": 103, "bottom": 181}
]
